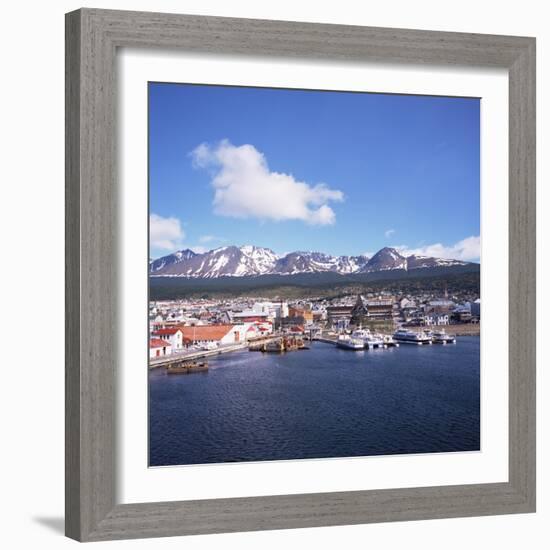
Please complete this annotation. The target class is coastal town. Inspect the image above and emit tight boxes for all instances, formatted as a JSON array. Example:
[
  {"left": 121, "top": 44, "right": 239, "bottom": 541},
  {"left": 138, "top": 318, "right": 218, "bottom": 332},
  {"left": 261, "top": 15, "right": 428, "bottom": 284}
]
[
  {"left": 146, "top": 83, "right": 482, "bottom": 465},
  {"left": 149, "top": 288, "right": 481, "bottom": 367}
]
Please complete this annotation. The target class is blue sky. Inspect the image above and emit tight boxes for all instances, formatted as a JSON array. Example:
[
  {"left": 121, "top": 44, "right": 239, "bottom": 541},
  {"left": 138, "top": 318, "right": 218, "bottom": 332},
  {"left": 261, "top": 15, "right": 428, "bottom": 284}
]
[{"left": 149, "top": 82, "right": 480, "bottom": 261}]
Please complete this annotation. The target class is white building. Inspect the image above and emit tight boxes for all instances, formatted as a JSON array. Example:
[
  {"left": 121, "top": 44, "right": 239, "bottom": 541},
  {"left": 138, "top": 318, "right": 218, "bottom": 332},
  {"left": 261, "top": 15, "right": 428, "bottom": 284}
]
[
  {"left": 149, "top": 338, "right": 172, "bottom": 359},
  {"left": 252, "top": 301, "right": 289, "bottom": 319},
  {"left": 424, "top": 313, "right": 450, "bottom": 326},
  {"left": 151, "top": 328, "right": 184, "bottom": 350},
  {"left": 178, "top": 325, "right": 241, "bottom": 346}
]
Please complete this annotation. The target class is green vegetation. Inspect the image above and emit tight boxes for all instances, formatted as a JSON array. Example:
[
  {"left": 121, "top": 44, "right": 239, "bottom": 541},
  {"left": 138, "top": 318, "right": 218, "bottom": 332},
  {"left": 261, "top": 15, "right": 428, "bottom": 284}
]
[{"left": 149, "top": 269, "right": 480, "bottom": 301}]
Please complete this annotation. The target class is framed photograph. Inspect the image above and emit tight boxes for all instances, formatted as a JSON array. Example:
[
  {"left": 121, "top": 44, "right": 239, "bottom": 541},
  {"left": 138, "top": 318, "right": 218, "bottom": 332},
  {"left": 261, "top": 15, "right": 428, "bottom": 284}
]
[{"left": 65, "top": 8, "right": 536, "bottom": 542}]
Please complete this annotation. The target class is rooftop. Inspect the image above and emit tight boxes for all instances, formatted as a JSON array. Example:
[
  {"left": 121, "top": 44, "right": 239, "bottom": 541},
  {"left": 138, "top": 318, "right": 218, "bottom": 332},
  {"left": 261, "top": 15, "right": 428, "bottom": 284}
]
[
  {"left": 150, "top": 338, "right": 170, "bottom": 348},
  {"left": 176, "top": 324, "right": 236, "bottom": 341},
  {"left": 152, "top": 328, "right": 182, "bottom": 336}
]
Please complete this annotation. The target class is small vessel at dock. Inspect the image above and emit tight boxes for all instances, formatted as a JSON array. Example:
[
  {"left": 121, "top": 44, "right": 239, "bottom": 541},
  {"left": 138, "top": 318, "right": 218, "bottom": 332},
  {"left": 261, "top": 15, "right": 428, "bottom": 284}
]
[
  {"left": 264, "top": 339, "right": 285, "bottom": 352},
  {"left": 431, "top": 330, "right": 456, "bottom": 344},
  {"left": 337, "top": 335, "right": 365, "bottom": 350},
  {"left": 365, "top": 333, "right": 385, "bottom": 350},
  {"left": 261, "top": 336, "right": 307, "bottom": 353},
  {"left": 351, "top": 328, "right": 384, "bottom": 350},
  {"left": 166, "top": 360, "right": 208, "bottom": 374},
  {"left": 382, "top": 334, "right": 399, "bottom": 347},
  {"left": 393, "top": 328, "right": 432, "bottom": 345}
]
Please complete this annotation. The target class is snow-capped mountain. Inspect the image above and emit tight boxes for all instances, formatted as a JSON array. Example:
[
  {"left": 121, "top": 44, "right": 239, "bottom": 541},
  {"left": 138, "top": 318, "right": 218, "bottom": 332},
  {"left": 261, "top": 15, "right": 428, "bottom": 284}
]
[
  {"left": 151, "top": 246, "right": 279, "bottom": 278},
  {"left": 363, "top": 247, "right": 408, "bottom": 272},
  {"left": 150, "top": 245, "right": 471, "bottom": 278},
  {"left": 406, "top": 254, "right": 469, "bottom": 269},
  {"left": 273, "top": 252, "right": 369, "bottom": 275},
  {"left": 149, "top": 248, "right": 197, "bottom": 273}
]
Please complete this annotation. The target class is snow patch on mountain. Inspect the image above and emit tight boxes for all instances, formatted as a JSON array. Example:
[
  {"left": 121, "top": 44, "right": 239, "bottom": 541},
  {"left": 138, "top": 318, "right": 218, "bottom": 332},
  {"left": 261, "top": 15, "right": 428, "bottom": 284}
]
[{"left": 150, "top": 245, "right": 472, "bottom": 278}]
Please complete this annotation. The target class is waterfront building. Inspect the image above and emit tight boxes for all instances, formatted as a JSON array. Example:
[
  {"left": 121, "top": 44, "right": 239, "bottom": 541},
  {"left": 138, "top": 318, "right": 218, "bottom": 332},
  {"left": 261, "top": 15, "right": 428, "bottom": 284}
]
[
  {"left": 424, "top": 313, "right": 450, "bottom": 326},
  {"left": 452, "top": 308, "right": 473, "bottom": 323},
  {"left": 243, "top": 321, "right": 273, "bottom": 339},
  {"left": 312, "top": 310, "right": 326, "bottom": 323},
  {"left": 151, "top": 327, "right": 184, "bottom": 350},
  {"left": 404, "top": 310, "right": 425, "bottom": 326},
  {"left": 399, "top": 297, "right": 416, "bottom": 310},
  {"left": 365, "top": 298, "right": 394, "bottom": 320},
  {"left": 149, "top": 338, "right": 172, "bottom": 359},
  {"left": 232, "top": 309, "right": 270, "bottom": 323},
  {"left": 256, "top": 301, "right": 289, "bottom": 319},
  {"left": 326, "top": 305, "right": 353, "bottom": 330},
  {"left": 288, "top": 306, "right": 313, "bottom": 325},
  {"left": 427, "top": 299, "right": 455, "bottom": 314},
  {"left": 177, "top": 324, "right": 242, "bottom": 346},
  {"left": 350, "top": 295, "right": 369, "bottom": 326}
]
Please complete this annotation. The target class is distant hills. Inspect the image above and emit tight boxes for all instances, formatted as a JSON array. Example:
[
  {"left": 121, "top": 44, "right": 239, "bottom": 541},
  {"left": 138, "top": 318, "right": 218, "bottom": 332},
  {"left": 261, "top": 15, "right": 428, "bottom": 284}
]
[{"left": 150, "top": 245, "right": 475, "bottom": 279}]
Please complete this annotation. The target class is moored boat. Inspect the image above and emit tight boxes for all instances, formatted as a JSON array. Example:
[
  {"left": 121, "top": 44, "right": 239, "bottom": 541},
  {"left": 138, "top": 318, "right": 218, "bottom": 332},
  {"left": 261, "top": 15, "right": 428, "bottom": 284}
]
[
  {"left": 431, "top": 330, "right": 456, "bottom": 344},
  {"left": 337, "top": 335, "right": 365, "bottom": 350},
  {"left": 351, "top": 328, "right": 384, "bottom": 350},
  {"left": 365, "top": 333, "right": 385, "bottom": 350},
  {"left": 264, "top": 339, "right": 285, "bottom": 352},
  {"left": 382, "top": 334, "right": 399, "bottom": 347},
  {"left": 393, "top": 328, "right": 432, "bottom": 345},
  {"left": 167, "top": 360, "right": 208, "bottom": 374}
]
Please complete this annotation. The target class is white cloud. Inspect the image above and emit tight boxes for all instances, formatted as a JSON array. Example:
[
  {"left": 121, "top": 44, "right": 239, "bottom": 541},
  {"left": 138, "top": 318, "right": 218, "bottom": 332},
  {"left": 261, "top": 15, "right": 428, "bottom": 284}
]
[
  {"left": 190, "top": 140, "right": 344, "bottom": 225},
  {"left": 384, "top": 228, "right": 395, "bottom": 238},
  {"left": 395, "top": 235, "right": 480, "bottom": 262},
  {"left": 149, "top": 213, "right": 185, "bottom": 251}
]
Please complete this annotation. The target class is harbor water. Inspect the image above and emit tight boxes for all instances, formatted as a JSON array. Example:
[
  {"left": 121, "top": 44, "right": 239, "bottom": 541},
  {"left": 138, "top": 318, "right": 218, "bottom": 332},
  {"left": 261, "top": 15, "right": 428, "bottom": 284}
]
[{"left": 149, "top": 337, "right": 480, "bottom": 466}]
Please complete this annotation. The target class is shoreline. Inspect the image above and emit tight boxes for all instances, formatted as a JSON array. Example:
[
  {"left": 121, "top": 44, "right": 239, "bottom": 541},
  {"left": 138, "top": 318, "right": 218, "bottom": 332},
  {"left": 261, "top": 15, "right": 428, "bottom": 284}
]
[{"left": 443, "top": 324, "right": 480, "bottom": 337}]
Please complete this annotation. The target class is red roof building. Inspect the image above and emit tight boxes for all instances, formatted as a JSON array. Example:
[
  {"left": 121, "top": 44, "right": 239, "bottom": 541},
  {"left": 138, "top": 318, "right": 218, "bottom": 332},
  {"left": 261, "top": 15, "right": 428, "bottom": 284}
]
[
  {"left": 176, "top": 324, "right": 239, "bottom": 344},
  {"left": 151, "top": 328, "right": 184, "bottom": 350},
  {"left": 149, "top": 338, "right": 172, "bottom": 359},
  {"left": 152, "top": 328, "right": 182, "bottom": 336},
  {"left": 150, "top": 338, "right": 170, "bottom": 348}
]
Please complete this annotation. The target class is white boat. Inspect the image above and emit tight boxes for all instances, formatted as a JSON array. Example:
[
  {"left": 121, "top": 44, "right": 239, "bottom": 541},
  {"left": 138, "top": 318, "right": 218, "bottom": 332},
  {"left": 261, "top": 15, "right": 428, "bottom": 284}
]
[
  {"left": 432, "top": 330, "right": 456, "bottom": 344},
  {"left": 337, "top": 335, "right": 365, "bottom": 350},
  {"left": 351, "top": 328, "right": 384, "bottom": 350},
  {"left": 393, "top": 328, "right": 432, "bottom": 345},
  {"left": 365, "top": 333, "right": 385, "bottom": 350},
  {"left": 351, "top": 328, "right": 370, "bottom": 340},
  {"left": 382, "top": 334, "right": 399, "bottom": 347}
]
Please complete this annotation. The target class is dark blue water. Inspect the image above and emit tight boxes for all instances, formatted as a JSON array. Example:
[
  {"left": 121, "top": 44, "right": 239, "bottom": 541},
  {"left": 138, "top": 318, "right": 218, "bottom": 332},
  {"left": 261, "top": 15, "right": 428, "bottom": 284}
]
[{"left": 149, "top": 337, "right": 480, "bottom": 466}]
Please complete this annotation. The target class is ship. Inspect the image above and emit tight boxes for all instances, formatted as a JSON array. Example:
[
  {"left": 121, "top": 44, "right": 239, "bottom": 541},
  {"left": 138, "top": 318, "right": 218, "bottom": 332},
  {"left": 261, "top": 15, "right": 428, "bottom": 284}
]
[
  {"left": 262, "top": 336, "right": 307, "bottom": 353},
  {"left": 264, "top": 339, "right": 285, "bottom": 353},
  {"left": 166, "top": 360, "right": 208, "bottom": 374},
  {"left": 337, "top": 335, "right": 365, "bottom": 350},
  {"left": 382, "top": 334, "right": 399, "bottom": 347},
  {"left": 351, "top": 328, "right": 384, "bottom": 349},
  {"left": 393, "top": 328, "right": 432, "bottom": 345},
  {"left": 431, "top": 330, "right": 456, "bottom": 344}
]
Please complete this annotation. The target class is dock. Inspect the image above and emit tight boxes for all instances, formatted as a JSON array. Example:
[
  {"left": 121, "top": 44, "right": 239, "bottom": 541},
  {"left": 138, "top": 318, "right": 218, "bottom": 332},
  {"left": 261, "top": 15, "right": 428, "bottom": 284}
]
[
  {"left": 314, "top": 336, "right": 339, "bottom": 346},
  {"left": 249, "top": 335, "right": 308, "bottom": 353},
  {"left": 314, "top": 334, "right": 400, "bottom": 349},
  {"left": 149, "top": 342, "right": 247, "bottom": 369}
]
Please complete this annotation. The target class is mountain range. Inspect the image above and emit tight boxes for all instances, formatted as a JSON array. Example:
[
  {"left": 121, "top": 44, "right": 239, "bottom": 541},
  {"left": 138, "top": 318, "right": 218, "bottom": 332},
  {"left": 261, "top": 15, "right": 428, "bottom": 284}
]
[{"left": 149, "top": 245, "right": 474, "bottom": 279}]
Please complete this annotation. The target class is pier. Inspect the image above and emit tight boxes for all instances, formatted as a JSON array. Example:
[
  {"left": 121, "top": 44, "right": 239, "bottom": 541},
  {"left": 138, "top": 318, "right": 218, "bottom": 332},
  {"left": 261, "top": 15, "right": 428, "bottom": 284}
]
[
  {"left": 149, "top": 342, "right": 247, "bottom": 369},
  {"left": 249, "top": 334, "right": 307, "bottom": 352},
  {"left": 150, "top": 327, "right": 463, "bottom": 368},
  {"left": 314, "top": 333, "right": 400, "bottom": 350},
  {"left": 314, "top": 336, "right": 339, "bottom": 345}
]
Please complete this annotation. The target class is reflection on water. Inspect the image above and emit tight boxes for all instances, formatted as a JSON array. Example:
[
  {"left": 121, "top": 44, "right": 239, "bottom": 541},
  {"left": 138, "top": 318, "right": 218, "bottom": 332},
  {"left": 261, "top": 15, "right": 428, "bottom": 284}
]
[{"left": 149, "top": 337, "right": 480, "bottom": 466}]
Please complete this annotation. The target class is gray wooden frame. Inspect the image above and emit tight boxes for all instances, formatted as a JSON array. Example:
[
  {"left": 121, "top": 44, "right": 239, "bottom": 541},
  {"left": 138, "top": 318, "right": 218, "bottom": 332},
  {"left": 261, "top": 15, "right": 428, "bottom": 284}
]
[{"left": 65, "top": 8, "right": 536, "bottom": 542}]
